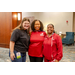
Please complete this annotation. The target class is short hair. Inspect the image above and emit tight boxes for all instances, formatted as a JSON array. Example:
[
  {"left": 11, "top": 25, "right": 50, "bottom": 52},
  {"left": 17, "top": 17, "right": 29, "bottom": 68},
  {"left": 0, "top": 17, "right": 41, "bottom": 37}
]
[
  {"left": 31, "top": 20, "right": 44, "bottom": 31},
  {"left": 47, "top": 24, "right": 55, "bottom": 33},
  {"left": 47, "top": 24, "right": 54, "bottom": 28}
]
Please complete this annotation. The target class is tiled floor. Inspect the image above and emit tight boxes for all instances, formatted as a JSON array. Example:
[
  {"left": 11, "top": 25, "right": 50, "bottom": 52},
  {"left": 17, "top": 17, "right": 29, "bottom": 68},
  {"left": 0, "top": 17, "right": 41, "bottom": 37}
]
[{"left": 0, "top": 44, "right": 75, "bottom": 62}]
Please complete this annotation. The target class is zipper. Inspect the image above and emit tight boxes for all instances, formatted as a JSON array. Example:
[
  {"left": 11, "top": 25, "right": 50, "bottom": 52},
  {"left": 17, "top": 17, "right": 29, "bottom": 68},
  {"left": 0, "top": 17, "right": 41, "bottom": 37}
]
[
  {"left": 51, "top": 36, "right": 53, "bottom": 60},
  {"left": 51, "top": 38, "right": 52, "bottom": 47},
  {"left": 51, "top": 54, "right": 53, "bottom": 59}
]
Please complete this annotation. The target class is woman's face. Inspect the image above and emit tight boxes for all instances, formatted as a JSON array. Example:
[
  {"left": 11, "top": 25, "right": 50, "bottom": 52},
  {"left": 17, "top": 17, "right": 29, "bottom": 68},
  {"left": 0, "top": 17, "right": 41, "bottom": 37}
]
[
  {"left": 47, "top": 25, "right": 54, "bottom": 34},
  {"left": 22, "top": 21, "right": 30, "bottom": 30},
  {"left": 34, "top": 21, "right": 41, "bottom": 31}
]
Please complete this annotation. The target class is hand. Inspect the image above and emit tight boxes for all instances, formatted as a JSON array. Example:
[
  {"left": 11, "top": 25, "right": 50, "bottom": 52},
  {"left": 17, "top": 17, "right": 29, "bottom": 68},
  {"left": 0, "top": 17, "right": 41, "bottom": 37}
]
[
  {"left": 10, "top": 52, "right": 15, "bottom": 60},
  {"left": 55, "top": 59, "right": 59, "bottom": 62}
]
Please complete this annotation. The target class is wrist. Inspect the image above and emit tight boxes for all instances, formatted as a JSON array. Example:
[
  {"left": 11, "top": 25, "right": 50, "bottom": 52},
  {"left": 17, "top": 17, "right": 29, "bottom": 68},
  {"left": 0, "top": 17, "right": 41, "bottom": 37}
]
[{"left": 10, "top": 52, "right": 14, "bottom": 54}]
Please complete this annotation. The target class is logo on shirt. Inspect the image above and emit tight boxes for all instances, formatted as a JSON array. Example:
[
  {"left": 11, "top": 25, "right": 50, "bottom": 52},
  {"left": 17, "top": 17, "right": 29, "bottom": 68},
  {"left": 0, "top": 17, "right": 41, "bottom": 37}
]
[
  {"left": 40, "top": 33, "right": 44, "bottom": 36},
  {"left": 52, "top": 37, "right": 55, "bottom": 40}
]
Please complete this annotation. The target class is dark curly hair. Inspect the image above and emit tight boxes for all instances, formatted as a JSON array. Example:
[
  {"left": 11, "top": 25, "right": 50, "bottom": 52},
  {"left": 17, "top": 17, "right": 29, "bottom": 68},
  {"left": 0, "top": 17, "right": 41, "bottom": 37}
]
[{"left": 31, "top": 20, "right": 44, "bottom": 31}]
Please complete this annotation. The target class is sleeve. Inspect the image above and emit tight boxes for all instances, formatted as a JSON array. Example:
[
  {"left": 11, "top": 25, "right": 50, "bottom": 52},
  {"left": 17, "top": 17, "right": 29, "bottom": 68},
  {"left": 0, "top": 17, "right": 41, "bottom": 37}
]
[
  {"left": 10, "top": 29, "right": 20, "bottom": 42},
  {"left": 56, "top": 35, "right": 63, "bottom": 61}
]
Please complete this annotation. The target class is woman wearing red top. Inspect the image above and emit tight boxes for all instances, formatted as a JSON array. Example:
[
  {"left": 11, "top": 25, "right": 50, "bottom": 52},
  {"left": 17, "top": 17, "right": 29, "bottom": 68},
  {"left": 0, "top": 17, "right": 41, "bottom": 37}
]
[
  {"left": 43, "top": 24, "right": 63, "bottom": 62},
  {"left": 28, "top": 20, "right": 46, "bottom": 62}
]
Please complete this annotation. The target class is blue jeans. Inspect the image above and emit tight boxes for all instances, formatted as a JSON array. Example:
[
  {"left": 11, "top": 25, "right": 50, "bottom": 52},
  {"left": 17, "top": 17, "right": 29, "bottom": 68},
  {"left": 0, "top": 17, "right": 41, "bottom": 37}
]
[{"left": 9, "top": 50, "right": 26, "bottom": 62}]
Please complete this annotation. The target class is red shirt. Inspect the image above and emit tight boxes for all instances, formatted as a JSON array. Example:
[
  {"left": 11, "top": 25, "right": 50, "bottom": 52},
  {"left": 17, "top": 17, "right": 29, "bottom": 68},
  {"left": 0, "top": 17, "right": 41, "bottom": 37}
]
[
  {"left": 28, "top": 31, "right": 46, "bottom": 57},
  {"left": 43, "top": 33, "right": 63, "bottom": 61}
]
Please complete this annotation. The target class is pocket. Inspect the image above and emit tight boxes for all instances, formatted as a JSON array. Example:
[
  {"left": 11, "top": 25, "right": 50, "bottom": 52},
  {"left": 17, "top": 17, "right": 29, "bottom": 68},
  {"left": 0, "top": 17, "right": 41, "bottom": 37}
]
[{"left": 52, "top": 52, "right": 57, "bottom": 59}]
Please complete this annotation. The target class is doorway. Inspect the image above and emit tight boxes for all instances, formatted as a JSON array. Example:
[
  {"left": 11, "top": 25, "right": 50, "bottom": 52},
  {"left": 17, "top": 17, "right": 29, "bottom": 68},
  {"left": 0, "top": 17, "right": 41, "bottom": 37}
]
[{"left": 0, "top": 12, "right": 22, "bottom": 48}]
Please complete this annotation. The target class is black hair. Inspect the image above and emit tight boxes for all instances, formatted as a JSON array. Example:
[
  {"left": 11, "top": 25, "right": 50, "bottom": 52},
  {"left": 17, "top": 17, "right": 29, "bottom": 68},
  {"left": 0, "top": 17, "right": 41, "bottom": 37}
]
[
  {"left": 47, "top": 24, "right": 55, "bottom": 33},
  {"left": 47, "top": 24, "right": 54, "bottom": 28},
  {"left": 31, "top": 20, "right": 44, "bottom": 31}
]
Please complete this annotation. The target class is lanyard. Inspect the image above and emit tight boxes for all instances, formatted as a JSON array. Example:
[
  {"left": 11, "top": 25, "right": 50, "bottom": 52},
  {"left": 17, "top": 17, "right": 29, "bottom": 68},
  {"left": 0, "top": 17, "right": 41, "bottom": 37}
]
[
  {"left": 51, "top": 33, "right": 54, "bottom": 47},
  {"left": 52, "top": 33, "right": 54, "bottom": 35}
]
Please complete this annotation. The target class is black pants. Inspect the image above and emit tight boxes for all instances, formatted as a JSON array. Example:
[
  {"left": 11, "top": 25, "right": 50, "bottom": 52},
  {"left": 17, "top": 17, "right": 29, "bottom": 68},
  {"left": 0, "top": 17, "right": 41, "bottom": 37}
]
[{"left": 29, "top": 56, "right": 43, "bottom": 62}]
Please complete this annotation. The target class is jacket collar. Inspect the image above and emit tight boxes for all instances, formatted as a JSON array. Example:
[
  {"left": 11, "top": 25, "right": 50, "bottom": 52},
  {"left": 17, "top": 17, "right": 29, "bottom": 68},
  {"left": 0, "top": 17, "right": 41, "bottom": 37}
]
[
  {"left": 34, "top": 30, "right": 41, "bottom": 32},
  {"left": 46, "top": 33, "right": 55, "bottom": 38}
]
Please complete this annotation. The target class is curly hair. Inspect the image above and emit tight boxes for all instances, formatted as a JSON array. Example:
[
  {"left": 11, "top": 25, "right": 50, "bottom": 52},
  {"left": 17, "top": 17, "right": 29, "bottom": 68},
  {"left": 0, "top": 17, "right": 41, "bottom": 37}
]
[{"left": 31, "top": 20, "right": 44, "bottom": 31}]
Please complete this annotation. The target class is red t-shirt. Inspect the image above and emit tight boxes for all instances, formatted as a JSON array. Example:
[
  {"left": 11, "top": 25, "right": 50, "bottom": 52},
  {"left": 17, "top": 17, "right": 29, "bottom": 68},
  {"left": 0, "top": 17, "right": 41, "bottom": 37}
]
[{"left": 28, "top": 31, "right": 46, "bottom": 57}]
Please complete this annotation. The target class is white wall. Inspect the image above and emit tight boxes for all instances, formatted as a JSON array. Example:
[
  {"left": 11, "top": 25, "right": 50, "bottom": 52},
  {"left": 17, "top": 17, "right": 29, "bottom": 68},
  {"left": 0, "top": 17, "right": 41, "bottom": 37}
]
[
  {"left": 22, "top": 12, "right": 73, "bottom": 34},
  {"left": 22, "top": 12, "right": 39, "bottom": 19}
]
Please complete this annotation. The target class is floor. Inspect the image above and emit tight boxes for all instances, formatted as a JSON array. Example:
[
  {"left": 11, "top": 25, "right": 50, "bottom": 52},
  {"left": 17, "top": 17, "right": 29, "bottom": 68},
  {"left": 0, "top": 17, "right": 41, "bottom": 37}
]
[{"left": 0, "top": 44, "right": 75, "bottom": 62}]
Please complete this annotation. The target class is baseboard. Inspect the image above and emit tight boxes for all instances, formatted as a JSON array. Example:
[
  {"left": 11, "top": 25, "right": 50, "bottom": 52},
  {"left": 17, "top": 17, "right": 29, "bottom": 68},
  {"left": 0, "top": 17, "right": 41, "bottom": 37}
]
[{"left": 0, "top": 43, "right": 9, "bottom": 48}]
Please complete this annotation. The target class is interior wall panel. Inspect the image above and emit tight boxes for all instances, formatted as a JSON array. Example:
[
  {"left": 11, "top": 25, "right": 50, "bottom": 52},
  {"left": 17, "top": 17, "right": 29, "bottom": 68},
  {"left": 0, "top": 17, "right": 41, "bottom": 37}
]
[{"left": 0, "top": 12, "right": 22, "bottom": 48}]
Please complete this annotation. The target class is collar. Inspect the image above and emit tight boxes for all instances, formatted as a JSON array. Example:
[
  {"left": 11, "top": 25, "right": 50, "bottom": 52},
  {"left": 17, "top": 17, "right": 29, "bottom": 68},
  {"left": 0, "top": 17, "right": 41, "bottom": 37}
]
[
  {"left": 22, "top": 29, "right": 27, "bottom": 33},
  {"left": 46, "top": 33, "right": 55, "bottom": 38},
  {"left": 34, "top": 30, "right": 42, "bottom": 32}
]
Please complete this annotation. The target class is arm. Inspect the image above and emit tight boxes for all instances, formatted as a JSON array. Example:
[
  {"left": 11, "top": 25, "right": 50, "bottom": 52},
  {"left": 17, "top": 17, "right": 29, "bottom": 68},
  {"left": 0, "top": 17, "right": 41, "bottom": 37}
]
[
  {"left": 10, "top": 41, "right": 15, "bottom": 53},
  {"left": 55, "top": 35, "right": 63, "bottom": 61},
  {"left": 10, "top": 29, "right": 20, "bottom": 60},
  {"left": 10, "top": 41, "right": 15, "bottom": 60}
]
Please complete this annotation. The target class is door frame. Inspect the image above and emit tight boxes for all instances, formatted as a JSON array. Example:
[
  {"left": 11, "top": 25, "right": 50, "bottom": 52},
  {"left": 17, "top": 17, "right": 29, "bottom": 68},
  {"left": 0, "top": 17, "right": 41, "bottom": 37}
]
[{"left": 73, "top": 12, "right": 75, "bottom": 32}]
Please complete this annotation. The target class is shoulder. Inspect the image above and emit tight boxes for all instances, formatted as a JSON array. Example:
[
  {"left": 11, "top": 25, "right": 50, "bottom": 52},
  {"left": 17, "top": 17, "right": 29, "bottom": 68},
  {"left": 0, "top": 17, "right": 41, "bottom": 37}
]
[
  {"left": 54, "top": 33, "right": 62, "bottom": 41},
  {"left": 13, "top": 29, "right": 20, "bottom": 32},
  {"left": 54, "top": 33, "right": 61, "bottom": 38},
  {"left": 31, "top": 31, "right": 34, "bottom": 34},
  {"left": 41, "top": 31, "right": 46, "bottom": 34},
  {"left": 54, "top": 33, "right": 59, "bottom": 36},
  {"left": 12, "top": 29, "right": 21, "bottom": 35},
  {"left": 30, "top": 31, "right": 35, "bottom": 36},
  {"left": 42, "top": 31, "right": 46, "bottom": 33}
]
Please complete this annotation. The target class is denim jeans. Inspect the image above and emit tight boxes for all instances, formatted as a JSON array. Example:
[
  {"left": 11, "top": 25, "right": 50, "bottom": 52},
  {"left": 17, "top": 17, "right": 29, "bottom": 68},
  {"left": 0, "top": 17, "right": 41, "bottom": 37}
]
[{"left": 9, "top": 50, "right": 26, "bottom": 62}]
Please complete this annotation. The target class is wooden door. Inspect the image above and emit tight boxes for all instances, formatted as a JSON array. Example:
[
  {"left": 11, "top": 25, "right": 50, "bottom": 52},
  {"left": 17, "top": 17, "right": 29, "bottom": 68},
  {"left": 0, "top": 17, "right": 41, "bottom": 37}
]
[
  {"left": 0, "top": 12, "right": 22, "bottom": 48},
  {"left": 12, "top": 12, "right": 18, "bottom": 30},
  {"left": 0, "top": 12, "right": 12, "bottom": 48}
]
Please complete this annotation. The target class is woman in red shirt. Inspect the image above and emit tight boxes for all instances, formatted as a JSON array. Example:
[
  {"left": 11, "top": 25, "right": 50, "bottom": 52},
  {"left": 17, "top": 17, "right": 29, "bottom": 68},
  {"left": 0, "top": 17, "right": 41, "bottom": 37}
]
[
  {"left": 28, "top": 20, "right": 46, "bottom": 62},
  {"left": 43, "top": 24, "right": 63, "bottom": 62}
]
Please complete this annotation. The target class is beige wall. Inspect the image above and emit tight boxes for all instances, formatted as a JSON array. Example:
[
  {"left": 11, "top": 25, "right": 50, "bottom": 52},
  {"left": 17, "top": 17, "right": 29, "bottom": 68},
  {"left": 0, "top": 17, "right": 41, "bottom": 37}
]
[
  {"left": 22, "top": 12, "right": 73, "bottom": 34},
  {"left": 22, "top": 12, "right": 39, "bottom": 19}
]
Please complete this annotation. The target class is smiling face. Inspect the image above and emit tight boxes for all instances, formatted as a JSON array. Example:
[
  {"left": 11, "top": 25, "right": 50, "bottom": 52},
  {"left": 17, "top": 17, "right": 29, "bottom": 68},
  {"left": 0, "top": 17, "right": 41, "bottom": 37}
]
[
  {"left": 34, "top": 21, "right": 41, "bottom": 31},
  {"left": 47, "top": 24, "right": 54, "bottom": 34},
  {"left": 22, "top": 21, "right": 30, "bottom": 30}
]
